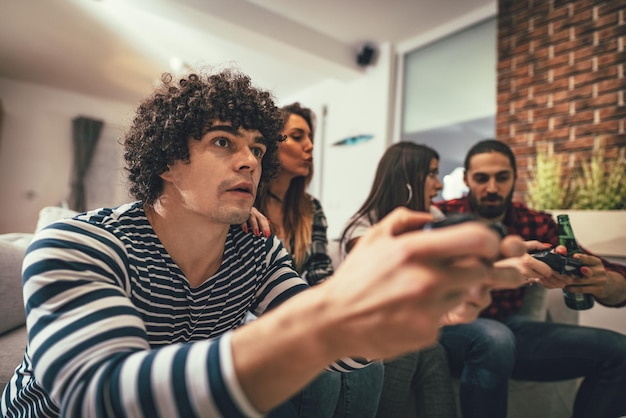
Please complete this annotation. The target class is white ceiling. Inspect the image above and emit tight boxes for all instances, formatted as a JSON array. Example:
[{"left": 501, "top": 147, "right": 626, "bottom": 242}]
[{"left": 0, "top": 0, "right": 494, "bottom": 105}]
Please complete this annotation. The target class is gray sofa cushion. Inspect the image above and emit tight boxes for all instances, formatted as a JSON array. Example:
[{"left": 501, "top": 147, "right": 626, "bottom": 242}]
[
  {"left": 0, "top": 326, "right": 27, "bottom": 393},
  {"left": 0, "top": 240, "right": 27, "bottom": 335}
]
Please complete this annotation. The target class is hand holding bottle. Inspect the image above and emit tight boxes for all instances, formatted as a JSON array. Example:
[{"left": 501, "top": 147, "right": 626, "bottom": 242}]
[
  {"left": 556, "top": 214, "right": 594, "bottom": 310},
  {"left": 541, "top": 246, "right": 624, "bottom": 305}
]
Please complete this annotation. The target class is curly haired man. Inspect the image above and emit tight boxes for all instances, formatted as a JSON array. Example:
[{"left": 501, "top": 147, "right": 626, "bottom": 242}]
[{"left": 2, "top": 70, "right": 527, "bottom": 418}]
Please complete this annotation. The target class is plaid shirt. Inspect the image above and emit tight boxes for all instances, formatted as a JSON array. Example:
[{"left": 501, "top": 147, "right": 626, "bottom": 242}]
[
  {"left": 436, "top": 197, "right": 626, "bottom": 320},
  {"left": 297, "top": 195, "right": 334, "bottom": 286}
]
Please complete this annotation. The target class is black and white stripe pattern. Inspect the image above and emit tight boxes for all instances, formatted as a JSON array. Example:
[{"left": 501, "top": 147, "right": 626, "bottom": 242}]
[{"left": 2, "top": 202, "right": 310, "bottom": 417}]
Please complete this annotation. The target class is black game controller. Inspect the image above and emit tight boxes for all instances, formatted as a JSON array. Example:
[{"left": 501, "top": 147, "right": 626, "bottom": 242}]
[
  {"left": 423, "top": 213, "right": 508, "bottom": 239},
  {"left": 530, "top": 249, "right": 584, "bottom": 277}
]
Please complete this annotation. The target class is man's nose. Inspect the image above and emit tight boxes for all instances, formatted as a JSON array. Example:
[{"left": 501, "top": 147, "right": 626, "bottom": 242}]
[
  {"left": 237, "top": 147, "right": 259, "bottom": 171},
  {"left": 486, "top": 177, "right": 498, "bottom": 192}
]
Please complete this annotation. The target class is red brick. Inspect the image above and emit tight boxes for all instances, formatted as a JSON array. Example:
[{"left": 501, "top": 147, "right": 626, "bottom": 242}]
[
  {"left": 599, "top": 106, "right": 626, "bottom": 119},
  {"left": 569, "top": 8, "right": 594, "bottom": 26},
  {"left": 551, "top": 64, "right": 576, "bottom": 79},
  {"left": 598, "top": 2, "right": 626, "bottom": 16},
  {"left": 597, "top": 25, "right": 624, "bottom": 40},
  {"left": 597, "top": 52, "right": 626, "bottom": 66},
  {"left": 602, "top": 135, "right": 626, "bottom": 147},
  {"left": 571, "top": 109, "right": 596, "bottom": 123},
  {"left": 576, "top": 120, "right": 621, "bottom": 136},
  {"left": 594, "top": 92, "right": 620, "bottom": 106},
  {"left": 555, "top": 137, "right": 597, "bottom": 151},
  {"left": 571, "top": 59, "right": 594, "bottom": 74},
  {"left": 544, "top": 128, "right": 571, "bottom": 140},
  {"left": 574, "top": 45, "right": 597, "bottom": 60},
  {"left": 597, "top": 78, "right": 624, "bottom": 93},
  {"left": 567, "top": 84, "right": 594, "bottom": 100}
]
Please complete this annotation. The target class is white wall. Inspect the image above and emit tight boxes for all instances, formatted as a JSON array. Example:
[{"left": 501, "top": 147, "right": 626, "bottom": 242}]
[
  {"left": 0, "top": 50, "right": 395, "bottom": 238},
  {"left": 281, "top": 43, "right": 396, "bottom": 239},
  {"left": 0, "top": 78, "right": 134, "bottom": 233}
]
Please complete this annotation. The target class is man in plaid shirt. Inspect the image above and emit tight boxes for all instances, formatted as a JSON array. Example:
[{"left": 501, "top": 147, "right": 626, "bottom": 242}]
[{"left": 436, "top": 139, "right": 626, "bottom": 418}]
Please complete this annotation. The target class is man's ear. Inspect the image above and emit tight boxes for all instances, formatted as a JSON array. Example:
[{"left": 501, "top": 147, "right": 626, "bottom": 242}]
[
  {"left": 160, "top": 167, "right": 173, "bottom": 182},
  {"left": 463, "top": 170, "right": 469, "bottom": 186}
]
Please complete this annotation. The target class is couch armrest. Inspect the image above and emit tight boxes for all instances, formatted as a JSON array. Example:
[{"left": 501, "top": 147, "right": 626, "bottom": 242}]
[
  {"left": 517, "top": 285, "right": 579, "bottom": 325},
  {"left": 0, "top": 239, "right": 28, "bottom": 335}
]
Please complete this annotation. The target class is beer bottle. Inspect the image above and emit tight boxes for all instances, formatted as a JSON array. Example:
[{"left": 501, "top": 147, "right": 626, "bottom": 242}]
[{"left": 557, "top": 214, "right": 594, "bottom": 310}]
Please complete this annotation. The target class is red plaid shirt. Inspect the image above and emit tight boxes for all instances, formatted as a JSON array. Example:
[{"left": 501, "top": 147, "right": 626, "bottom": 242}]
[{"left": 436, "top": 197, "right": 626, "bottom": 320}]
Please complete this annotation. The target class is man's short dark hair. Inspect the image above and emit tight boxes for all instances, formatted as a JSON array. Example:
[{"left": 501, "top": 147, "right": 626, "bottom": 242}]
[
  {"left": 123, "top": 69, "right": 285, "bottom": 205},
  {"left": 464, "top": 139, "right": 517, "bottom": 176}
]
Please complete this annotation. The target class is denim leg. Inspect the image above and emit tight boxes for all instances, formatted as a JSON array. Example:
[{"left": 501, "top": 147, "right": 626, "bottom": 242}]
[
  {"left": 376, "top": 352, "right": 421, "bottom": 418},
  {"left": 334, "top": 361, "right": 384, "bottom": 418},
  {"left": 505, "top": 315, "right": 626, "bottom": 418},
  {"left": 377, "top": 344, "right": 458, "bottom": 418},
  {"left": 439, "top": 318, "right": 515, "bottom": 418},
  {"left": 267, "top": 399, "right": 300, "bottom": 418},
  {"left": 291, "top": 370, "right": 341, "bottom": 418},
  {"left": 412, "top": 343, "right": 458, "bottom": 418}
]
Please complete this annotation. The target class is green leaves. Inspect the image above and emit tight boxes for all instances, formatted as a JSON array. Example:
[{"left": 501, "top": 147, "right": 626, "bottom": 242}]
[
  {"left": 527, "top": 143, "right": 575, "bottom": 211},
  {"left": 571, "top": 144, "right": 626, "bottom": 210},
  {"left": 527, "top": 141, "right": 625, "bottom": 210}
]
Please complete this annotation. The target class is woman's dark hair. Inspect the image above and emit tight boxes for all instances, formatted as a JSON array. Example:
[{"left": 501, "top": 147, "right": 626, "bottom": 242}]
[
  {"left": 255, "top": 102, "right": 315, "bottom": 272},
  {"left": 464, "top": 139, "right": 517, "bottom": 176},
  {"left": 340, "top": 142, "right": 439, "bottom": 248},
  {"left": 123, "top": 69, "right": 284, "bottom": 205}
]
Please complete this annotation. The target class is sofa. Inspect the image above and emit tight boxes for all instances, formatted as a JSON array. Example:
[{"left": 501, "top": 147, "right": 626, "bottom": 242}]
[
  {"left": 0, "top": 206, "right": 78, "bottom": 393},
  {"left": 1, "top": 211, "right": 581, "bottom": 414},
  {"left": 0, "top": 233, "right": 30, "bottom": 393}
]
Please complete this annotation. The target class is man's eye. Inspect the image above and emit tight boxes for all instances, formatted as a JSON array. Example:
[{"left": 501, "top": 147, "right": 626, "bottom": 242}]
[
  {"left": 474, "top": 176, "right": 488, "bottom": 184},
  {"left": 496, "top": 174, "right": 511, "bottom": 182},
  {"left": 251, "top": 147, "right": 265, "bottom": 158},
  {"left": 215, "top": 137, "right": 230, "bottom": 148}
]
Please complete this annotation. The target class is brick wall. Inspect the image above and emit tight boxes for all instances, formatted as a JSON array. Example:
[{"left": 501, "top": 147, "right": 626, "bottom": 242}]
[{"left": 497, "top": 0, "right": 626, "bottom": 203}]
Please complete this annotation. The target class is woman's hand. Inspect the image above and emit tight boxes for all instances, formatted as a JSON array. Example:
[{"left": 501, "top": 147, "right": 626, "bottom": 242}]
[{"left": 241, "top": 207, "right": 271, "bottom": 237}]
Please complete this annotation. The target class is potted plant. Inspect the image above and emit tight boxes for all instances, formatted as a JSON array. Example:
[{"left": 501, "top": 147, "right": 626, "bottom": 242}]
[{"left": 526, "top": 140, "right": 626, "bottom": 258}]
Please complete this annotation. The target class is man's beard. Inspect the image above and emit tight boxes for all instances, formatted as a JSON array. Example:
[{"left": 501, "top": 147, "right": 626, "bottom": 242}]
[
  {"left": 468, "top": 187, "right": 514, "bottom": 219},
  {"left": 217, "top": 206, "right": 251, "bottom": 226}
]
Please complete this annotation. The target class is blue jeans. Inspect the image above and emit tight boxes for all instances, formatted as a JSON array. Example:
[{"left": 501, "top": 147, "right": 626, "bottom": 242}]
[
  {"left": 268, "top": 362, "right": 384, "bottom": 418},
  {"left": 333, "top": 362, "right": 384, "bottom": 418},
  {"left": 440, "top": 316, "right": 626, "bottom": 418}
]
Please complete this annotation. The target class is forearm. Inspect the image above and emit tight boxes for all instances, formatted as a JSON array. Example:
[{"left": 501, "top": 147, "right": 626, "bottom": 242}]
[
  {"left": 595, "top": 271, "right": 626, "bottom": 307},
  {"left": 231, "top": 285, "right": 340, "bottom": 412}
]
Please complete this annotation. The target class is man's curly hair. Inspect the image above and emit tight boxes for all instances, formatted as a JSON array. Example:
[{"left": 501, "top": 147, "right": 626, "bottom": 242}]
[{"left": 123, "top": 69, "right": 285, "bottom": 205}]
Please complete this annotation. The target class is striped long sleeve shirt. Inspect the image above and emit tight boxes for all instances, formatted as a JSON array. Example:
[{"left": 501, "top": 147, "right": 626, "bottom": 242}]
[{"left": 1, "top": 201, "right": 357, "bottom": 418}]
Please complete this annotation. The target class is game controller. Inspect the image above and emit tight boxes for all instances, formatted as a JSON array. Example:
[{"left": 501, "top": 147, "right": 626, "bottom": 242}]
[
  {"left": 530, "top": 249, "right": 584, "bottom": 277},
  {"left": 423, "top": 213, "right": 508, "bottom": 239}
]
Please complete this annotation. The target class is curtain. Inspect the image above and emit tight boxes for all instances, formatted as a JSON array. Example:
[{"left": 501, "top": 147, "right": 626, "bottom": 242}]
[{"left": 67, "top": 116, "right": 104, "bottom": 212}]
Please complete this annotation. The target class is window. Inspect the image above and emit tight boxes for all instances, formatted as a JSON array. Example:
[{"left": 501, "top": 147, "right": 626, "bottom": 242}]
[{"left": 399, "top": 16, "right": 496, "bottom": 200}]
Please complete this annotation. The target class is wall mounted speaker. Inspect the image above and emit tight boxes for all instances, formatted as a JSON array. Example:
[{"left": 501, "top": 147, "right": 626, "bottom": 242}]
[{"left": 356, "top": 44, "right": 377, "bottom": 67}]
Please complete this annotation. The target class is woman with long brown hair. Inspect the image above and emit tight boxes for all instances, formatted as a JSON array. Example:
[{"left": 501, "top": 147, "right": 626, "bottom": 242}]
[
  {"left": 257, "top": 102, "right": 383, "bottom": 417},
  {"left": 255, "top": 102, "right": 331, "bottom": 286},
  {"left": 340, "top": 142, "right": 459, "bottom": 418}
]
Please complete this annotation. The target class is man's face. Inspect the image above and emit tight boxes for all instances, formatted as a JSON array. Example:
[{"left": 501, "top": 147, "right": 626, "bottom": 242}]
[
  {"left": 161, "top": 121, "right": 266, "bottom": 225},
  {"left": 464, "top": 151, "right": 516, "bottom": 220}
]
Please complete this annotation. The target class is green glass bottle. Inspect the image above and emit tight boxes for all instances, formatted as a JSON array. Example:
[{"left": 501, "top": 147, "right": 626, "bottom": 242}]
[{"left": 557, "top": 214, "right": 594, "bottom": 310}]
